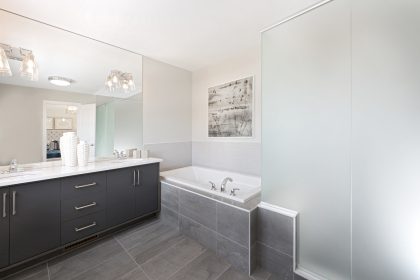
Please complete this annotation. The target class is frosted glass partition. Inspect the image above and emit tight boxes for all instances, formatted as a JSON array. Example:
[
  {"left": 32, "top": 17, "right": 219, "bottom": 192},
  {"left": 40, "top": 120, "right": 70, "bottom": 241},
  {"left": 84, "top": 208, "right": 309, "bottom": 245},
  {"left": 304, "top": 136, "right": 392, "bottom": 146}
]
[
  {"left": 261, "top": 1, "right": 351, "bottom": 279},
  {"left": 352, "top": 0, "right": 420, "bottom": 279}
]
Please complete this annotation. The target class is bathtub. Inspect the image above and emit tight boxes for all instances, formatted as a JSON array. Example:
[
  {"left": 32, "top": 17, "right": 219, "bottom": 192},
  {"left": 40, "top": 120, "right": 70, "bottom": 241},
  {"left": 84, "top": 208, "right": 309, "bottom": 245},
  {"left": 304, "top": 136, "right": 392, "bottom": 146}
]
[{"left": 160, "top": 166, "right": 261, "bottom": 207}]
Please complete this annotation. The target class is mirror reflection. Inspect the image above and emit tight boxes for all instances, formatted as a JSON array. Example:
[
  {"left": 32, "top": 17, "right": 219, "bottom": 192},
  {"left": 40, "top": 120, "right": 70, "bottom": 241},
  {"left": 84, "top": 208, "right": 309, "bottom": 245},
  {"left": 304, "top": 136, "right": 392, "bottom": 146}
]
[{"left": 0, "top": 10, "right": 143, "bottom": 165}]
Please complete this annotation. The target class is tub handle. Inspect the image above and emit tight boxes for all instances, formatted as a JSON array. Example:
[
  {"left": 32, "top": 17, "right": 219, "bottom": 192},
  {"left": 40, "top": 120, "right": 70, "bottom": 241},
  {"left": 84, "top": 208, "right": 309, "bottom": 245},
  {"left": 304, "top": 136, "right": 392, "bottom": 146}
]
[
  {"left": 230, "top": 188, "right": 240, "bottom": 196},
  {"left": 209, "top": 181, "right": 217, "bottom": 191}
]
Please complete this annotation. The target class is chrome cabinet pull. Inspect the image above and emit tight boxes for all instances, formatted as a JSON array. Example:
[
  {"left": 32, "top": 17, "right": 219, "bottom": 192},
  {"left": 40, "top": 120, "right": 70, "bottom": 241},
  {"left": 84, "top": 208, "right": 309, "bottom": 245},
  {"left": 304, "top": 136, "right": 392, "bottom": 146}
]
[
  {"left": 12, "top": 191, "right": 16, "bottom": 216},
  {"left": 133, "top": 170, "right": 136, "bottom": 187},
  {"left": 74, "top": 182, "right": 97, "bottom": 189},
  {"left": 2, "top": 192, "right": 6, "bottom": 218},
  {"left": 74, "top": 222, "right": 97, "bottom": 232},
  {"left": 74, "top": 202, "right": 97, "bottom": 211},
  {"left": 137, "top": 169, "right": 140, "bottom": 186}
]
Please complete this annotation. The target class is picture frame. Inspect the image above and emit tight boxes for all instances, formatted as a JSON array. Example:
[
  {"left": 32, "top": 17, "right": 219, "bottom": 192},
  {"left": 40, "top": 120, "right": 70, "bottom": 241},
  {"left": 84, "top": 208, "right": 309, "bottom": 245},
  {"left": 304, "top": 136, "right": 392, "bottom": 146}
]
[{"left": 54, "top": 117, "right": 73, "bottom": 130}]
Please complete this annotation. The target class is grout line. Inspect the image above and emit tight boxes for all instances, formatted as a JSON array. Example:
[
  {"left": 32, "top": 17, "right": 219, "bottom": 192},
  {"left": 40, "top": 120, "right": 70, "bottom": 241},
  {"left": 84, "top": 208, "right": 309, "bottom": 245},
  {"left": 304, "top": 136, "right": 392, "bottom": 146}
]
[
  {"left": 213, "top": 264, "right": 232, "bottom": 280},
  {"left": 114, "top": 237, "right": 152, "bottom": 280},
  {"left": 119, "top": 222, "right": 168, "bottom": 251},
  {"left": 46, "top": 263, "right": 51, "bottom": 280},
  {"left": 162, "top": 249, "right": 209, "bottom": 280},
  {"left": 257, "top": 240, "right": 294, "bottom": 259},
  {"left": 115, "top": 219, "right": 161, "bottom": 243},
  {"left": 138, "top": 236, "right": 187, "bottom": 267},
  {"left": 179, "top": 213, "right": 249, "bottom": 251}
]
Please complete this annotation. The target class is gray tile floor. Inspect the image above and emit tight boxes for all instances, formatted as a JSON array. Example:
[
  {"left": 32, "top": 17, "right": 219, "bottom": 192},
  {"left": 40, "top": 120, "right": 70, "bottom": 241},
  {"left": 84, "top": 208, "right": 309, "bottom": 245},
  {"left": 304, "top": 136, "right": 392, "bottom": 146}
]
[{"left": 4, "top": 219, "right": 275, "bottom": 280}]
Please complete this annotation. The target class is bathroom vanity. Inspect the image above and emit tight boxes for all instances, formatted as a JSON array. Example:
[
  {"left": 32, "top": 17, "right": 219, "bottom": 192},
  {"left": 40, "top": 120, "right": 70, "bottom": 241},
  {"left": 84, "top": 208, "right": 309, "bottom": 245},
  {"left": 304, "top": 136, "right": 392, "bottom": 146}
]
[{"left": 0, "top": 158, "right": 161, "bottom": 273}]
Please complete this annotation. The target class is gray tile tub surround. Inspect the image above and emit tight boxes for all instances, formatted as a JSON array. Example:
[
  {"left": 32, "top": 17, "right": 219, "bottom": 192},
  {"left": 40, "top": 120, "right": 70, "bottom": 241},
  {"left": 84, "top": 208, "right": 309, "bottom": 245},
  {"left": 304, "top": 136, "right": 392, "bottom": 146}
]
[
  {"left": 160, "top": 181, "right": 255, "bottom": 275},
  {"left": 256, "top": 206, "right": 301, "bottom": 280}
]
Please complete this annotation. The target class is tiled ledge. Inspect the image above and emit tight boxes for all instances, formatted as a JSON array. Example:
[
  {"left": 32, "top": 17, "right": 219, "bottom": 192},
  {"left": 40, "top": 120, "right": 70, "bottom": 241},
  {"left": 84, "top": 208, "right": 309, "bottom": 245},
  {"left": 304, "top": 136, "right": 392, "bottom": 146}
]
[{"left": 160, "top": 182, "right": 255, "bottom": 275}]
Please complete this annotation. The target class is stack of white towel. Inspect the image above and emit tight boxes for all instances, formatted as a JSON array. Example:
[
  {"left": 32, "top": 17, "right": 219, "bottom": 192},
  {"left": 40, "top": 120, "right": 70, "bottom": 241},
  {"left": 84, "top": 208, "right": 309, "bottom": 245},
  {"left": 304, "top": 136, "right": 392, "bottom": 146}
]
[{"left": 60, "top": 132, "right": 89, "bottom": 167}]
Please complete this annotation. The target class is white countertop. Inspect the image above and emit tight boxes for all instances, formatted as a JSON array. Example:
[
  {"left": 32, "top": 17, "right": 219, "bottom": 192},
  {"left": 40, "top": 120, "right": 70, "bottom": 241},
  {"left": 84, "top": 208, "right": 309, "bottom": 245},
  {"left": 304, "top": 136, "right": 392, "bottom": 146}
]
[{"left": 0, "top": 158, "right": 162, "bottom": 188}]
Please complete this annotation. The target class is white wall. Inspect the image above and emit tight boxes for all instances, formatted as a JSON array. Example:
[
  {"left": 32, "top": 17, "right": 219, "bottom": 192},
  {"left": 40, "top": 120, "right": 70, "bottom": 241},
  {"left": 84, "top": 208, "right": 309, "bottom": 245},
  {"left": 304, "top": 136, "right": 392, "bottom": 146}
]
[
  {"left": 142, "top": 57, "right": 192, "bottom": 170},
  {"left": 191, "top": 48, "right": 261, "bottom": 175}
]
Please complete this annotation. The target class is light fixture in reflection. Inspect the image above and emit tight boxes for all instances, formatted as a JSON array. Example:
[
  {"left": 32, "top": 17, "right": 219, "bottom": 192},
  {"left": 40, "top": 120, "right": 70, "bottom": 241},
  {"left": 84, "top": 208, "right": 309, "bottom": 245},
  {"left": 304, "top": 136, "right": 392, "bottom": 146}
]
[
  {"left": 105, "top": 70, "right": 135, "bottom": 93},
  {"left": 20, "top": 51, "right": 39, "bottom": 81},
  {"left": 66, "top": 105, "right": 78, "bottom": 113},
  {"left": 48, "top": 76, "right": 74, "bottom": 87},
  {"left": 0, "top": 46, "right": 12, "bottom": 77}
]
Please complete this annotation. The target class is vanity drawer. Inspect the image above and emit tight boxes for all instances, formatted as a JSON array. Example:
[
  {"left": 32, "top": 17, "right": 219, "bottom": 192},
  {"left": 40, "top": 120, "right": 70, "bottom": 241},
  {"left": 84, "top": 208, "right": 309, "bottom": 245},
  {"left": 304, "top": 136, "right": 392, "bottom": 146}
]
[
  {"left": 61, "top": 172, "right": 106, "bottom": 199},
  {"left": 61, "top": 192, "right": 106, "bottom": 222},
  {"left": 61, "top": 211, "right": 106, "bottom": 245}
]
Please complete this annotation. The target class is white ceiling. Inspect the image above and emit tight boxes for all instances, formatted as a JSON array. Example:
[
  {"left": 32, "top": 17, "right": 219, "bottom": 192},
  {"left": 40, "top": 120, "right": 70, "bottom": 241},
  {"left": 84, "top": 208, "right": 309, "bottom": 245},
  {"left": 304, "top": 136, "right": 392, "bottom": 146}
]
[{"left": 0, "top": 0, "right": 319, "bottom": 71}]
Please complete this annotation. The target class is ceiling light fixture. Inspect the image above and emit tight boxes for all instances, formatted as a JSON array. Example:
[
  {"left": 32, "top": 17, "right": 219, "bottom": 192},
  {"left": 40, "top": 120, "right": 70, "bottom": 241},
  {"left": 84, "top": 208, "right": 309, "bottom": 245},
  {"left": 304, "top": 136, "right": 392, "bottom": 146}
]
[
  {"left": 20, "top": 51, "right": 38, "bottom": 81},
  {"left": 105, "top": 70, "right": 136, "bottom": 93},
  {"left": 0, "top": 46, "right": 12, "bottom": 77},
  {"left": 66, "top": 105, "right": 78, "bottom": 114},
  {"left": 48, "top": 76, "right": 74, "bottom": 87},
  {"left": 0, "top": 43, "right": 39, "bottom": 81}
]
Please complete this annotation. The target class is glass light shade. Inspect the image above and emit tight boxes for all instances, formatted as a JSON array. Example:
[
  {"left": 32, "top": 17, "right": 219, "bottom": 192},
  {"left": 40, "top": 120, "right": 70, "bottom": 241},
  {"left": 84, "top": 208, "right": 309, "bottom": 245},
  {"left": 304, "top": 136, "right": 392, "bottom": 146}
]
[
  {"left": 105, "top": 70, "right": 135, "bottom": 93},
  {"left": 0, "top": 47, "right": 12, "bottom": 77},
  {"left": 20, "top": 52, "right": 39, "bottom": 81}
]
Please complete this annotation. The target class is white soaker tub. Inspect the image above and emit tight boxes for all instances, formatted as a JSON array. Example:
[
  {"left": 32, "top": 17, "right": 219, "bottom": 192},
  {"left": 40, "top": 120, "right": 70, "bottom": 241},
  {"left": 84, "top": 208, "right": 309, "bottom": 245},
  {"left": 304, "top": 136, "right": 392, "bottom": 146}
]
[{"left": 160, "top": 166, "right": 261, "bottom": 205}]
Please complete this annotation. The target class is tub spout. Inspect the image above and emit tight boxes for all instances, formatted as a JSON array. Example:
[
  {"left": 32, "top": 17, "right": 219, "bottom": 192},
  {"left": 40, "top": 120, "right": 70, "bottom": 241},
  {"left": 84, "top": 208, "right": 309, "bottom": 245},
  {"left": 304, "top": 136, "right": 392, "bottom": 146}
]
[{"left": 220, "top": 177, "right": 233, "bottom": 192}]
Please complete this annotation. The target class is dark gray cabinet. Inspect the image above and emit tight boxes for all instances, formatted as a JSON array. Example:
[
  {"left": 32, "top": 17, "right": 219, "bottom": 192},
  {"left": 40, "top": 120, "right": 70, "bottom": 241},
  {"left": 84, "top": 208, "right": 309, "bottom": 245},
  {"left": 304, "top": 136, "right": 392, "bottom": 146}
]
[
  {"left": 106, "top": 163, "right": 160, "bottom": 228},
  {"left": 0, "top": 188, "right": 9, "bottom": 269},
  {"left": 135, "top": 163, "right": 159, "bottom": 216},
  {"left": 106, "top": 167, "right": 137, "bottom": 227},
  {"left": 1, "top": 162, "right": 160, "bottom": 272},
  {"left": 60, "top": 172, "right": 107, "bottom": 245},
  {"left": 9, "top": 180, "right": 61, "bottom": 264}
]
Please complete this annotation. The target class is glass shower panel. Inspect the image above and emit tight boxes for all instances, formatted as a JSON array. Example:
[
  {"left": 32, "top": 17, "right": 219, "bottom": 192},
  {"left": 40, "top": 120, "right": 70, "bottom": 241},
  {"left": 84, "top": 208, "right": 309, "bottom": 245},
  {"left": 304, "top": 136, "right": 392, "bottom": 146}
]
[
  {"left": 261, "top": 0, "right": 351, "bottom": 279},
  {"left": 352, "top": 0, "right": 420, "bottom": 279}
]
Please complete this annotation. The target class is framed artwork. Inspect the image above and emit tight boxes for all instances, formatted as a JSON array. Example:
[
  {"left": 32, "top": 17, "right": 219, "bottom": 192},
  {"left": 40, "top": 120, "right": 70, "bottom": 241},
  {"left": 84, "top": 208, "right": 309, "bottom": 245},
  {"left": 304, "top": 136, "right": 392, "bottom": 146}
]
[
  {"left": 208, "top": 76, "right": 253, "bottom": 137},
  {"left": 54, "top": 117, "right": 73, "bottom": 130}
]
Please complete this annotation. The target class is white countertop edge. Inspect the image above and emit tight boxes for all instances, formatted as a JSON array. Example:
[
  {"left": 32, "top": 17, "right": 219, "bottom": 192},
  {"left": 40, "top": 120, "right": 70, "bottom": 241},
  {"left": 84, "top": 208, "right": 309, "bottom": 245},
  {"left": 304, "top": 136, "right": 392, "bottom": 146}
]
[{"left": 0, "top": 158, "right": 162, "bottom": 188}]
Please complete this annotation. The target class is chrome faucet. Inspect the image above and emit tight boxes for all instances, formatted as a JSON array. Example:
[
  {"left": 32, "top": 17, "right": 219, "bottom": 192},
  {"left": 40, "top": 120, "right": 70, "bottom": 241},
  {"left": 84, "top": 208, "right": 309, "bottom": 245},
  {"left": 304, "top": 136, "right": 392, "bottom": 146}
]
[
  {"left": 209, "top": 181, "right": 217, "bottom": 191},
  {"left": 230, "top": 188, "right": 240, "bottom": 196},
  {"left": 9, "top": 159, "right": 18, "bottom": 173},
  {"left": 220, "top": 177, "right": 233, "bottom": 192},
  {"left": 113, "top": 150, "right": 127, "bottom": 159}
]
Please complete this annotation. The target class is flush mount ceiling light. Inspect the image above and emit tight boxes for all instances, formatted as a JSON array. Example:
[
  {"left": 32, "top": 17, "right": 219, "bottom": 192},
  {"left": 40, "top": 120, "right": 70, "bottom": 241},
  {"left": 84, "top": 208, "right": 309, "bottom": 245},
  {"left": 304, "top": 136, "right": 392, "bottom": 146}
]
[
  {"left": 0, "top": 43, "right": 39, "bottom": 81},
  {"left": 105, "top": 70, "right": 136, "bottom": 93},
  {"left": 48, "top": 76, "right": 74, "bottom": 87},
  {"left": 66, "top": 105, "right": 78, "bottom": 114}
]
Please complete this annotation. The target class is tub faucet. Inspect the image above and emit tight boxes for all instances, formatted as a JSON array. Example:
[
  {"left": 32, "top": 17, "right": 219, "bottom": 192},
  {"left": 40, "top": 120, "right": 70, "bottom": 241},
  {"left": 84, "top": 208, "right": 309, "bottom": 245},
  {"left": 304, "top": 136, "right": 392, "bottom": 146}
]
[
  {"left": 220, "top": 177, "right": 233, "bottom": 192},
  {"left": 209, "top": 181, "right": 217, "bottom": 191}
]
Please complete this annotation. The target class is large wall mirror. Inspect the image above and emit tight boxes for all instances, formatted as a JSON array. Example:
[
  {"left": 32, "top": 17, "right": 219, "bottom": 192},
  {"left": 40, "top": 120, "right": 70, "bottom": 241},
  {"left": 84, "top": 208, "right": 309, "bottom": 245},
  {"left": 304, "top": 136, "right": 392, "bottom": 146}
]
[{"left": 0, "top": 10, "right": 143, "bottom": 165}]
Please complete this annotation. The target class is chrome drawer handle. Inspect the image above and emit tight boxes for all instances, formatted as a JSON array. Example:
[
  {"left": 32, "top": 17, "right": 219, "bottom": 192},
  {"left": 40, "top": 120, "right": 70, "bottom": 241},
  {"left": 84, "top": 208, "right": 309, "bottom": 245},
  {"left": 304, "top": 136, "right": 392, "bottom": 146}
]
[
  {"left": 74, "top": 222, "right": 97, "bottom": 232},
  {"left": 74, "top": 182, "right": 97, "bottom": 189},
  {"left": 137, "top": 169, "right": 140, "bottom": 186},
  {"left": 74, "top": 202, "right": 97, "bottom": 211},
  {"left": 2, "top": 192, "right": 6, "bottom": 218},
  {"left": 12, "top": 191, "right": 16, "bottom": 216}
]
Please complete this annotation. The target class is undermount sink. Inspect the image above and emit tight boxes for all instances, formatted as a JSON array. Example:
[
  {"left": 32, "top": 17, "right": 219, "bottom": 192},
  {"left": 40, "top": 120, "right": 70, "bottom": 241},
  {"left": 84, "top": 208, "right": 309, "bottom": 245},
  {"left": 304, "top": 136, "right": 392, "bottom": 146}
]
[
  {"left": 110, "top": 158, "right": 142, "bottom": 164},
  {"left": 0, "top": 171, "right": 37, "bottom": 179}
]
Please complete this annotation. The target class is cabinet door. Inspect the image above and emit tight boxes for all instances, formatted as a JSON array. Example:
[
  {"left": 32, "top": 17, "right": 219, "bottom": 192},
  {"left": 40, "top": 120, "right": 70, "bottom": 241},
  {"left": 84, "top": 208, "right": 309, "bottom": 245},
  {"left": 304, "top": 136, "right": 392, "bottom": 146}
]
[
  {"left": 0, "top": 188, "right": 9, "bottom": 269},
  {"left": 134, "top": 163, "right": 159, "bottom": 217},
  {"left": 10, "top": 180, "right": 60, "bottom": 264},
  {"left": 106, "top": 167, "right": 136, "bottom": 227}
]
